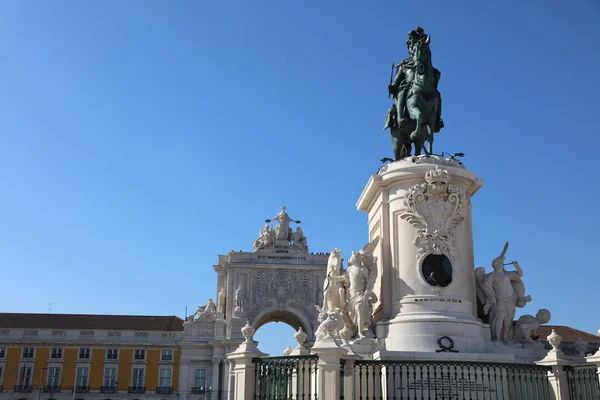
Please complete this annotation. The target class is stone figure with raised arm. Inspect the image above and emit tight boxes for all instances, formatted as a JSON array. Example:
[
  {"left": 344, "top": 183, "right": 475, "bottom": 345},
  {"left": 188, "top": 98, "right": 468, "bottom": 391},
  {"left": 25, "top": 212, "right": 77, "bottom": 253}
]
[
  {"left": 234, "top": 285, "right": 245, "bottom": 313},
  {"left": 266, "top": 206, "right": 301, "bottom": 241},
  {"left": 253, "top": 224, "right": 275, "bottom": 250},
  {"left": 216, "top": 288, "right": 226, "bottom": 314},
  {"left": 514, "top": 309, "right": 551, "bottom": 344},
  {"left": 475, "top": 242, "right": 532, "bottom": 342},
  {"left": 190, "top": 298, "right": 217, "bottom": 322},
  {"left": 345, "top": 238, "right": 380, "bottom": 338}
]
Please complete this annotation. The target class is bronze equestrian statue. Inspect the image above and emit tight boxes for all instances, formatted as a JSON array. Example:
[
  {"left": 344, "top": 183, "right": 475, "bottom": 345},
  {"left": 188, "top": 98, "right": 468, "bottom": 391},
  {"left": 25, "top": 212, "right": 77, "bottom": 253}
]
[{"left": 383, "top": 27, "right": 444, "bottom": 161}]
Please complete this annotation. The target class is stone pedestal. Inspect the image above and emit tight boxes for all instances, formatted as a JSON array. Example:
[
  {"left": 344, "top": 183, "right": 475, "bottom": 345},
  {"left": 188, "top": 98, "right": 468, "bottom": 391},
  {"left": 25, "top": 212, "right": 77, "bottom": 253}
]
[
  {"left": 227, "top": 340, "right": 268, "bottom": 400},
  {"left": 357, "top": 156, "right": 491, "bottom": 354},
  {"left": 312, "top": 335, "right": 348, "bottom": 400},
  {"left": 536, "top": 330, "right": 573, "bottom": 400}
]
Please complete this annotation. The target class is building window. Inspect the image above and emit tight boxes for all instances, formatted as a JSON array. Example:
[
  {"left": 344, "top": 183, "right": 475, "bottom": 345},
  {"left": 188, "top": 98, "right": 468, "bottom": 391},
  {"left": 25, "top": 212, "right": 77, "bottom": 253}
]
[
  {"left": 132, "top": 368, "right": 144, "bottom": 388},
  {"left": 76, "top": 367, "right": 89, "bottom": 387},
  {"left": 50, "top": 348, "right": 63, "bottom": 359},
  {"left": 194, "top": 369, "right": 206, "bottom": 389},
  {"left": 0, "top": 347, "right": 5, "bottom": 358},
  {"left": 106, "top": 349, "right": 119, "bottom": 360},
  {"left": 78, "top": 348, "right": 91, "bottom": 360},
  {"left": 133, "top": 349, "right": 145, "bottom": 361},
  {"left": 48, "top": 367, "right": 61, "bottom": 386},
  {"left": 0, "top": 365, "right": 3, "bottom": 382},
  {"left": 22, "top": 348, "right": 34, "bottom": 359},
  {"left": 159, "top": 369, "right": 171, "bottom": 387},
  {"left": 19, "top": 366, "right": 32, "bottom": 386},
  {"left": 160, "top": 350, "right": 173, "bottom": 361},
  {"left": 104, "top": 367, "right": 117, "bottom": 387}
]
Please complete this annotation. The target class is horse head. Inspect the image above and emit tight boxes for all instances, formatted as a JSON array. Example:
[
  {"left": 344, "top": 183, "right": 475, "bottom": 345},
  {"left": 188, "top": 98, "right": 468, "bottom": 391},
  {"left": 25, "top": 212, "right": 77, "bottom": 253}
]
[{"left": 410, "top": 35, "right": 432, "bottom": 75}]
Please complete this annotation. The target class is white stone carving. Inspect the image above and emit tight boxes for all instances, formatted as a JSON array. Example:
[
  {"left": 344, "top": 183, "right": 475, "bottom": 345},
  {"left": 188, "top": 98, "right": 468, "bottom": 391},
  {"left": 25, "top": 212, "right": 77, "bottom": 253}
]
[
  {"left": 189, "top": 298, "right": 217, "bottom": 322},
  {"left": 513, "top": 309, "right": 551, "bottom": 344},
  {"left": 294, "top": 327, "right": 307, "bottom": 347},
  {"left": 314, "top": 311, "right": 345, "bottom": 343},
  {"left": 234, "top": 285, "right": 245, "bottom": 314},
  {"left": 265, "top": 206, "right": 300, "bottom": 242},
  {"left": 547, "top": 329, "right": 562, "bottom": 351},
  {"left": 283, "top": 345, "right": 293, "bottom": 356},
  {"left": 315, "top": 239, "right": 379, "bottom": 342},
  {"left": 319, "top": 249, "right": 347, "bottom": 314},
  {"left": 217, "top": 288, "right": 226, "bottom": 314},
  {"left": 475, "top": 242, "right": 532, "bottom": 342},
  {"left": 253, "top": 224, "right": 275, "bottom": 251},
  {"left": 400, "top": 166, "right": 467, "bottom": 258},
  {"left": 291, "top": 227, "right": 308, "bottom": 251},
  {"left": 252, "top": 269, "right": 311, "bottom": 314},
  {"left": 346, "top": 238, "right": 379, "bottom": 339},
  {"left": 241, "top": 321, "right": 255, "bottom": 343}
]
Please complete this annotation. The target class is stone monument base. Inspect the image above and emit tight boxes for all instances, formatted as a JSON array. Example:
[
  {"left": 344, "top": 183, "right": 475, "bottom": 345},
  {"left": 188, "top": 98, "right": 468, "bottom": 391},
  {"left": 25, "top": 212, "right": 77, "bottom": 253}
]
[{"left": 377, "top": 313, "right": 493, "bottom": 354}]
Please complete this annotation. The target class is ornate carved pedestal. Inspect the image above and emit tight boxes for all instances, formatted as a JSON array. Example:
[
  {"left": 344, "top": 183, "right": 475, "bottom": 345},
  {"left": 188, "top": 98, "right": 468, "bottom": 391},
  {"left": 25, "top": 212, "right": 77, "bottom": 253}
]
[{"left": 357, "top": 156, "right": 493, "bottom": 354}]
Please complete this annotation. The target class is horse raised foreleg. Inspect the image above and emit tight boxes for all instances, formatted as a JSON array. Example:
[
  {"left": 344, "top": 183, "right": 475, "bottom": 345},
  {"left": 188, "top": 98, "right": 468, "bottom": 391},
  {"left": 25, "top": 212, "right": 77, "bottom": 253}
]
[{"left": 410, "top": 114, "right": 423, "bottom": 141}]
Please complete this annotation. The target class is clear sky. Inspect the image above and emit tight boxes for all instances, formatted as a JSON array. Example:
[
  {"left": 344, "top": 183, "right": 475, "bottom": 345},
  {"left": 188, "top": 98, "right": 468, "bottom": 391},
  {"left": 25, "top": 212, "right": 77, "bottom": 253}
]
[{"left": 1, "top": 0, "right": 599, "bottom": 356}]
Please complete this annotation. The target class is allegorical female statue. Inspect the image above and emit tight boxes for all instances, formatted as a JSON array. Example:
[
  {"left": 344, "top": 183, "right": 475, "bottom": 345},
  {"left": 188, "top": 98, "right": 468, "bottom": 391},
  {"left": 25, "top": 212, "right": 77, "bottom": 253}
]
[{"left": 266, "top": 206, "right": 301, "bottom": 241}]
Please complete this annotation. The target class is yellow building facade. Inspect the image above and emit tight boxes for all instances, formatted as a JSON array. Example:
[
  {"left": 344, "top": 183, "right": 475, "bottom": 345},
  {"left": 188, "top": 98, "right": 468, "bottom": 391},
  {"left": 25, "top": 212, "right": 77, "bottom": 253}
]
[{"left": 0, "top": 314, "right": 186, "bottom": 400}]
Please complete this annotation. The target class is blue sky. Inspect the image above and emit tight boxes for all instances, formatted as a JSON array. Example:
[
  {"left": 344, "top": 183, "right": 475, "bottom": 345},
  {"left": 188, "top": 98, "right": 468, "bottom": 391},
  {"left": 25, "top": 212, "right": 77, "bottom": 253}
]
[{"left": 1, "top": 0, "right": 599, "bottom": 356}]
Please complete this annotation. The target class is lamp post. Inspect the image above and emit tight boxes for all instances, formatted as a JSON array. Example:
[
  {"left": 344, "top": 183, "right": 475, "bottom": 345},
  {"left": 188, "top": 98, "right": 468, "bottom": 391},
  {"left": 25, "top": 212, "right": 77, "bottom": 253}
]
[
  {"left": 37, "top": 361, "right": 48, "bottom": 400},
  {"left": 200, "top": 386, "right": 213, "bottom": 400}
]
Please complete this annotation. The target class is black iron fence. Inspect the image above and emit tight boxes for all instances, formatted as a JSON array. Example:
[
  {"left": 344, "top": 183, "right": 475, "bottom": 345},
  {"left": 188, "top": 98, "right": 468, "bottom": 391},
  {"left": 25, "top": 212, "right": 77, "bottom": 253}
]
[
  {"left": 351, "top": 360, "right": 552, "bottom": 400},
  {"left": 565, "top": 364, "right": 600, "bottom": 400},
  {"left": 253, "top": 355, "right": 318, "bottom": 400}
]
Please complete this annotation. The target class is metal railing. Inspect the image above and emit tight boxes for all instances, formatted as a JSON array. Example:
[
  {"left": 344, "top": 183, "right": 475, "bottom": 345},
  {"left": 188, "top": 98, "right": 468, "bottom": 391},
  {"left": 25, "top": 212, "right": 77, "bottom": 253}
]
[
  {"left": 129, "top": 386, "right": 146, "bottom": 393},
  {"left": 100, "top": 386, "right": 118, "bottom": 393},
  {"left": 191, "top": 387, "right": 207, "bottom": 394},
  {"left": 565, "top": 364, "right": 600, "bottom": 400},
  {"left": 156, "top": 386, "right": 173, "bottom": 394},
  {"left": 352, "top": 360, "right": 552, "bottom": 400},
  {"left": 74, "top": 385, "right": 89, "bottom": 393},
  {"left": 43, "top": 385, "right": 61, "bottom": 393},
  {"left": 14, "top": 385, "right": 32, "bottom": 393},
  {"left": 253, "top": 355, "right": 318, "bottom": 400}
]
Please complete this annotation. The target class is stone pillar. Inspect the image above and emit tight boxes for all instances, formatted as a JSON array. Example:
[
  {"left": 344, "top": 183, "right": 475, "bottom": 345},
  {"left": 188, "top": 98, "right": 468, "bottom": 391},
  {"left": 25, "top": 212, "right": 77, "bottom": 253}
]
[
  {"left": 341, "top": 356, "right": 360, "bottom": 400},
  {"left": 225, "top": 360, "right": 234, "bottom": 400},
  {"left": 211, "top": 358, "right": 220, "bottom": 396},
  {"left": 585, "top": 347, "right": 600, "bottom": 393},
  {"left": 226, "top": 323, "right": 268, "bottom": 400},
  {"left": 311, "top": 335, "right": 348, "bottom": 400},
  {"left": 356, "top": 157, "right": 490, "bottom": 354},
  {"left": 179, "top": 360, "right": 190, "bottom": 400},
  {"left": 536, "top": 330, "right": 572, "bottom": 400}
]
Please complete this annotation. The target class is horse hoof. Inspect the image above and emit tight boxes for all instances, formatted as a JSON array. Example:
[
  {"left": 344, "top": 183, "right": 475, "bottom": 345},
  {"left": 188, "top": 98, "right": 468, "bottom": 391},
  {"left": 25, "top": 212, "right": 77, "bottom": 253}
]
[{"left": 409, "top": 131, "right": 418, "bottom": 141}]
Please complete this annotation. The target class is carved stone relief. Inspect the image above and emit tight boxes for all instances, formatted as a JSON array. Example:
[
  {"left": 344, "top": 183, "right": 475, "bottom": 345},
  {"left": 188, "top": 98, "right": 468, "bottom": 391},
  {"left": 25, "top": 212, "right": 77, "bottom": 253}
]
[
  {"left": 400, "top": 166, "right": 467, "bottom": 258},
  {"left": 249, "top": 269, "right": 316, "bottom": 322}
]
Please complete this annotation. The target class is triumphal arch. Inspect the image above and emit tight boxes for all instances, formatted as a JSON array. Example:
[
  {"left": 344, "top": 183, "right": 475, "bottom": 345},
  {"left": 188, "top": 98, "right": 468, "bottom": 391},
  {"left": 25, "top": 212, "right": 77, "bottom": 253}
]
[
  {"left": 214, "top": 206, "right": 328, "bottom": 341},
  {"left": 178, "top": 207, "right": 327, "bottom": 399}
]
